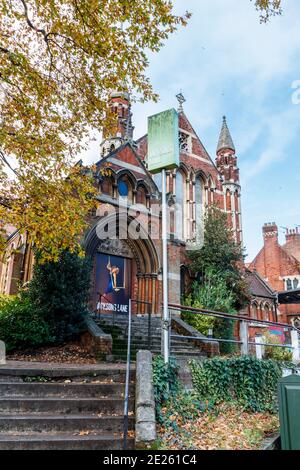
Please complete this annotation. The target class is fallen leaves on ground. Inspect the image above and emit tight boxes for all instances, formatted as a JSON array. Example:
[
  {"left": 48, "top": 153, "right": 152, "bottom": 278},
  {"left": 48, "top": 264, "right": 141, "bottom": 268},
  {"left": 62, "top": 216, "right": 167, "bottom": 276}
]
[
  {"left": 159, "top": 404, "right": 279, "bottom": 450},
  {"left": 7, "top": 342, "right": 98, "bottom": 364}
]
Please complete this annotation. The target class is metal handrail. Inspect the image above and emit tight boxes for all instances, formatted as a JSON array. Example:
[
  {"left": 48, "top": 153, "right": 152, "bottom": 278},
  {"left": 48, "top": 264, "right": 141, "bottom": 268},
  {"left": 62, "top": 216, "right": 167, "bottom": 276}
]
[
  {"left": 122, "top": 299, "right": 153, "bottom": 450},
  {"left": 171, "top": 333, "right": 294, "bottom": 350},
  {"left": 169, "top": 303, "right": 300, "bottom": 333},
  {"left": 123, "top": 298, "right": 132, "bottom": 450}
]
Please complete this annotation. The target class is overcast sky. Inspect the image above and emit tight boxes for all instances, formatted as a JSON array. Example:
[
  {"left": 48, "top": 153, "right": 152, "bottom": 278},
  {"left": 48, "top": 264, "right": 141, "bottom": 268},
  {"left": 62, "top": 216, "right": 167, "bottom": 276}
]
[{"left": 82, "top": 0, "right": 300, "bottom": 261}]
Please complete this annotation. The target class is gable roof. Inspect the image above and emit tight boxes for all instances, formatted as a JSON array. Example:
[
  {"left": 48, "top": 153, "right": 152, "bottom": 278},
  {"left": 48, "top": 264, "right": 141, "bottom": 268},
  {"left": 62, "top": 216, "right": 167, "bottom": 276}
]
[
  {"left": 96, "top": 141, "right": 159, "bottom": 194},
  {"left": 245, "top": 269, "right": 276, "bottom": 299}
]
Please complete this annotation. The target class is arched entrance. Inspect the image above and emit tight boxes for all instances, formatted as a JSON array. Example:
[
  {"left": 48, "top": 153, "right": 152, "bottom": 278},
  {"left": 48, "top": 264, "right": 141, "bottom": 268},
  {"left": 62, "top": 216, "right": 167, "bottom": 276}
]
[{"left": 84, "top": 214, "right": 160, "bottom": 316}]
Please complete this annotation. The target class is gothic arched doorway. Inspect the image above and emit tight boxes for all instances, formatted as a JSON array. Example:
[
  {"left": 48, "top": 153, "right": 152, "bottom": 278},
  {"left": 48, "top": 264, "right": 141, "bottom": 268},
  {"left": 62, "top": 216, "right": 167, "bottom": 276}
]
[{"left": 84, "top": 214, "right": 160, "bottom": 316}]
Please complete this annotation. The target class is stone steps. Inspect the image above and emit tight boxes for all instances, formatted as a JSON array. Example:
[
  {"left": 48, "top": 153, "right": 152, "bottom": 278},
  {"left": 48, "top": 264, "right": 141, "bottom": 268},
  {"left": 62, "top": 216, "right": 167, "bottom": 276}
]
[
  {"left": 0, "top": 398, "right": 134, "bottom": 414},
  {"left": 0, "top": 382, "right": 135, "bottom": 398},
  {"left": 0, "top": 362, "right": 135, "bottom": 450},
  {"left": 96, "top": 316, "right": 208, "bottom": 361},
  {"left": 0, "top": 414, "right": 134, "bottom": 433},
  {"left": 0, "top": 433, "right": 133, "bottom": 450}
]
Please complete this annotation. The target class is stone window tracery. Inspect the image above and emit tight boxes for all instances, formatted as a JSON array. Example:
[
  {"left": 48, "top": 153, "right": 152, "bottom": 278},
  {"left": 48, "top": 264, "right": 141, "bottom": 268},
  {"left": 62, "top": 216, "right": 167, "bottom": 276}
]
[{"left": 179, "top": 132, "right": 191, "bottom": 153}]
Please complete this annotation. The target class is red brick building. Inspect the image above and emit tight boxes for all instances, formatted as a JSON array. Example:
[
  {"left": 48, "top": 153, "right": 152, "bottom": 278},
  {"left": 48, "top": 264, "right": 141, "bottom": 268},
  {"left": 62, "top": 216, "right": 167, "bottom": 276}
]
[
  {"left": 248, "top": 223, "right": 300, "bottom": 324},
  {"left": 0, "top": 92, "right": 244, "bottom": 315}
]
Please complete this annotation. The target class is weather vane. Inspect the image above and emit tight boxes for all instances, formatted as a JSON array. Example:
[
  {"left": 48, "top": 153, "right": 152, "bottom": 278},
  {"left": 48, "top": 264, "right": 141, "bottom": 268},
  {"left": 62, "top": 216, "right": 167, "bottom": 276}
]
[{"left": 176, "top": 92, "right": 186, "bottom": 112}]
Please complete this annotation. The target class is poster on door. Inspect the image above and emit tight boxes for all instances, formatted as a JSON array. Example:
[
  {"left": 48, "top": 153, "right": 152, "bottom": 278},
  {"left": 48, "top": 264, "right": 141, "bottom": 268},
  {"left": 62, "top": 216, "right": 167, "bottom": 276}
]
[{"left": 95, "top": 253, "right": 131, "bottom": 315}]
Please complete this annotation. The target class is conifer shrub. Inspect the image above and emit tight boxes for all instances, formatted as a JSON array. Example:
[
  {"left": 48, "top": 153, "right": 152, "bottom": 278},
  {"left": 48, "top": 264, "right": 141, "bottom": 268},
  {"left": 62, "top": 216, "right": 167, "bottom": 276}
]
[{"left": 27, "top": 250, "right": 92, "bottom": 343}]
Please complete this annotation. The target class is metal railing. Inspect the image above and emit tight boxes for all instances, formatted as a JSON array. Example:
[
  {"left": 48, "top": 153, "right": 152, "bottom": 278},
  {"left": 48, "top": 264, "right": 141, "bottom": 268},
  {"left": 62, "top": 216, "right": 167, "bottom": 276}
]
[
  {"left": 123, "top": 298, "right": 132, "bottom": 450},
  {"left": 122, "top": 299, "right": 153, "bottom": 450},
  {"left": 168, "top": 303, "right": 300, "bottom": 361}
]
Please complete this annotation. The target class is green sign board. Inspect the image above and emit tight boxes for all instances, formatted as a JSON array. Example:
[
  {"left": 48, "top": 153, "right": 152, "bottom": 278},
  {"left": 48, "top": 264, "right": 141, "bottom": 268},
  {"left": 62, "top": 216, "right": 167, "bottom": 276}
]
[{"left": 147, "top": 108, "right": 179, "bottom": 174}]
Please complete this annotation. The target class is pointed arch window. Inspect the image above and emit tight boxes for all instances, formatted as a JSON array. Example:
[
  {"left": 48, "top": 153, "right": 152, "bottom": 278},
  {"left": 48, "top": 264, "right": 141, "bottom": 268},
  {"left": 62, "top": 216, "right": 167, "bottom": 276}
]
[
  {"left": 100, "top": 177, "right": 113, "bottom": 196},
  {"left": 251, "top": 303, "right": 258, "bottom": 319},
  {"left": 175, "top": 170, "right": 185, "bottom": 240},
  {"left": 263, "top": 304, "right": 270, "bottom": 322},
  {"left": 117, "top": 175, "right": 133, "bottom": 202},
  {"left": 195, "top": 177, "right": 204, "bottom": 243},
  {"left": 136, "top": 185, "right": 147, "bottom": 206}
]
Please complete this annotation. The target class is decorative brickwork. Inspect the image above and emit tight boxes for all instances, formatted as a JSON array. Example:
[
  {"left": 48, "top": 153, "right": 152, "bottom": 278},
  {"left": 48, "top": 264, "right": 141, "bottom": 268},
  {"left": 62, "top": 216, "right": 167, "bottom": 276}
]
[
  {"left": 249, "top": 223, "right": 300, "bottom": 323},
  {"left": 0, "top": 94, "right": 245, "bottom": 320}
]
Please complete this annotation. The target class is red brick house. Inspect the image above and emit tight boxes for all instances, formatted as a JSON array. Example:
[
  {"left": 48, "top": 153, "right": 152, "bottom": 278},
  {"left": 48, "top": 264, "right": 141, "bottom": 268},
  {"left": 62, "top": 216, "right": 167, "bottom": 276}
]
[{"left": 248, "top": 223, "right": 300, "bottom": 324}]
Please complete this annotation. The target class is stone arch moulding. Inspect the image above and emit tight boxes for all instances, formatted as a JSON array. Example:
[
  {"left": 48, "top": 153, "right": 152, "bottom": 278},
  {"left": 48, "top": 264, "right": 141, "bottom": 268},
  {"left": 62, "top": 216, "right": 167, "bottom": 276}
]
[
  {"left": 84, "top": 214, "right": 161, "bottom": 315},
  {"left": 84, "top": 214, "right": 160, "bottom": 274}
]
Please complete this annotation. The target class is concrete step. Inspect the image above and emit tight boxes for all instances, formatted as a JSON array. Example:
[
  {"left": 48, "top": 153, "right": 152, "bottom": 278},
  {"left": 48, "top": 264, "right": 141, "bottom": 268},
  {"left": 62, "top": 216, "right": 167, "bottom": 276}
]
[
  {"left": 0, "top": 398, "right": 134, "bottom": 414},
  {"left": 170, "top": 351, "right": 207, "bottom": 357},
  {"left": 0, "top": 382, "right": 134, "bottom": 398},
  {"left": 0, "top": 433, "right": 134, "bottom": 450},
  {"left": 0, "top": 362, "right": 134, "bottom": 381},
  {"left": 0, "top": 414, "right": 134, "bottom": 433}
]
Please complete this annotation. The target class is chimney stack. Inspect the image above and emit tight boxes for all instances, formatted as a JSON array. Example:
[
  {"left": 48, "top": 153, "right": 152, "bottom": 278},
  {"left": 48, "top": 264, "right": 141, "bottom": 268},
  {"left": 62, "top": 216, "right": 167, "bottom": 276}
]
[
  {"left": 263, "top": 222, "right": 278, "bottom": 244},
  {"left": 285, "top": 227, "right": 300, "bottom": 244}
]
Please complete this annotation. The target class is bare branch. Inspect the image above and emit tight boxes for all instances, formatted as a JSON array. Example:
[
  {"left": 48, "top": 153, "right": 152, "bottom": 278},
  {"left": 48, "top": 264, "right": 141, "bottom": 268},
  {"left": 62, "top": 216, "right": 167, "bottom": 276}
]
[{"left": 0, "top": 149, "right": 19, "bottom": 176}]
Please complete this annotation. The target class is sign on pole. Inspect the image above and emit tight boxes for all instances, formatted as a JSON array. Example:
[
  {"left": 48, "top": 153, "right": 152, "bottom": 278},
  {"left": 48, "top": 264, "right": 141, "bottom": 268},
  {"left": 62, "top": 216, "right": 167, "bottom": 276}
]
[
  {"left": 148, "top": 109, "right": 179, "bottom": 363},
  {"left": 148, "top": 109, "right": 179, "bottom": 174}
]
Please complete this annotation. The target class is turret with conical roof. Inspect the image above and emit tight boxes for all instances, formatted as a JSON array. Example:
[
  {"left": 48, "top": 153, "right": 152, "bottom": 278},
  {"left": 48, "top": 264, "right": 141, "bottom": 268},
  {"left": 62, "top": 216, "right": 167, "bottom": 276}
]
[
  {"left": 217, "top": 116, "right": 235, "bottom": 154},
  {"left": 216, "top": 116, "right": 243, "bottom": 245}
]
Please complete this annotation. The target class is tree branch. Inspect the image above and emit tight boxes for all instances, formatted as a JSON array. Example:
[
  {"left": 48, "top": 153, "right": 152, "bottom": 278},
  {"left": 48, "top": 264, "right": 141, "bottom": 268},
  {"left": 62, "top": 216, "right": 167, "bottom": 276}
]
[{"left": 0, "top": 149, "right": 19, "bottom": 177}]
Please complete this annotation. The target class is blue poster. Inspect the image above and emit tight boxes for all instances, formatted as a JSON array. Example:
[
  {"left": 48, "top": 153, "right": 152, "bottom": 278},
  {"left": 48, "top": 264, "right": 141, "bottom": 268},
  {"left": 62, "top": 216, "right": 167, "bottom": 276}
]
[{"left": 95, "top": 253, "right": 131, "bottom": 315}]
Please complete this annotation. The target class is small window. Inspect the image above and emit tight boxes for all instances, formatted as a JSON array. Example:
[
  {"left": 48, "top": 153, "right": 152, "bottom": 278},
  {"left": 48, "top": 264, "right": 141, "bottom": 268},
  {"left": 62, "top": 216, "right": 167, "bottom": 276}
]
[
  {"left": 251, "top": 304, "right": 258, "bottom": 319},
  {"left": 293, "top": 278, "right": 299, "bottom": 290},
  {"left": 286, "top": 279, "right": 293, "bottom": 291},
  {"left": 136, "top": 186, "right": 147, "bottom": 206},
  {"left": 100, "top": 178, "right": 112, "bottom": 196},
  {"left": 118, "top": 180, "right": 129, "bottom": 197},
  {"left": 264, "top": 305, "right": 270, "bottom": 321}
]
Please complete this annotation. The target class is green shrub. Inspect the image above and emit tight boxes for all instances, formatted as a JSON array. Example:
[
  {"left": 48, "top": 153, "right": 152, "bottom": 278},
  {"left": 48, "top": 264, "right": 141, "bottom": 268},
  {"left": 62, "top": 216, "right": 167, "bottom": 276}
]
[
  {"left": 27, "top": 250, "right": 92, "bottom": 343},
  {"left": 264, "top": 332, "right": 293, "bottom": 362},
  {"left": 0, "top": 295, "right": 52, "bottom": 351},
  {"left": 183, "top": 271, "right": 237, "bottom": 354},
  {"left": 0, "top": 294, "right": 15, "bottom": 308},
  {"left": 190, "top": 356, "right": 282, "bottom": 412},
  {"left": 153, "top": 355, "right": 180, "bottom": 423},
  {"left": 153, "top": 355, "right": 208, "bottom": 428}
]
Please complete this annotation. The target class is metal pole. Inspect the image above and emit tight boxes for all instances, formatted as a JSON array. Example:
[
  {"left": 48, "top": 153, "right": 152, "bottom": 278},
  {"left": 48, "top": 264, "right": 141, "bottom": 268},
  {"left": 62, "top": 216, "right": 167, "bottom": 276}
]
[
  {"left": 161, "top": 169, "right": 169, "bottom": 364},
  {"left": 123, "top": 298, "right": 132, "bottom": 450}
]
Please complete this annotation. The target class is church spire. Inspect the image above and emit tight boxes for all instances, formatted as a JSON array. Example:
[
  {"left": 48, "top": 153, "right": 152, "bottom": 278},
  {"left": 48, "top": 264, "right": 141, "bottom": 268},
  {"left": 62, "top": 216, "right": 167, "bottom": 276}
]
[{"left": 217, "top": 116, "right": 235, "bottom": 154}]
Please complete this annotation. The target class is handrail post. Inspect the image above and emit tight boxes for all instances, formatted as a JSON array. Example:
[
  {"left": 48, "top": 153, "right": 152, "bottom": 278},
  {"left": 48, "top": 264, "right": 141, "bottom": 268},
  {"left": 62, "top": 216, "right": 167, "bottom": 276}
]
[
  {"left": 240, "top": 321, "right": 249, "bottom": 355},
  {"left": 291, "top": 330, "right": 300, "bottom": 362},
  {"left": 0, "top": 341, "right": 6, "bottom": 365},
  {"left": 123, "top": 298, "right": 132, "bottom": 450},
  {"left": 255, "top": 333, "right": 263, "bottom": 360},
  {"left": 148, "top": 301, "right": 151, "bottom": 349}
]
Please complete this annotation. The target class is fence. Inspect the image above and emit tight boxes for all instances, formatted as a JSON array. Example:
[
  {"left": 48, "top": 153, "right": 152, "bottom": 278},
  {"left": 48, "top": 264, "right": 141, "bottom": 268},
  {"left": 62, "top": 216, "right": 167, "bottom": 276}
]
[{"left": 168, "top": 303, "right": 300, "bottom": 361}]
